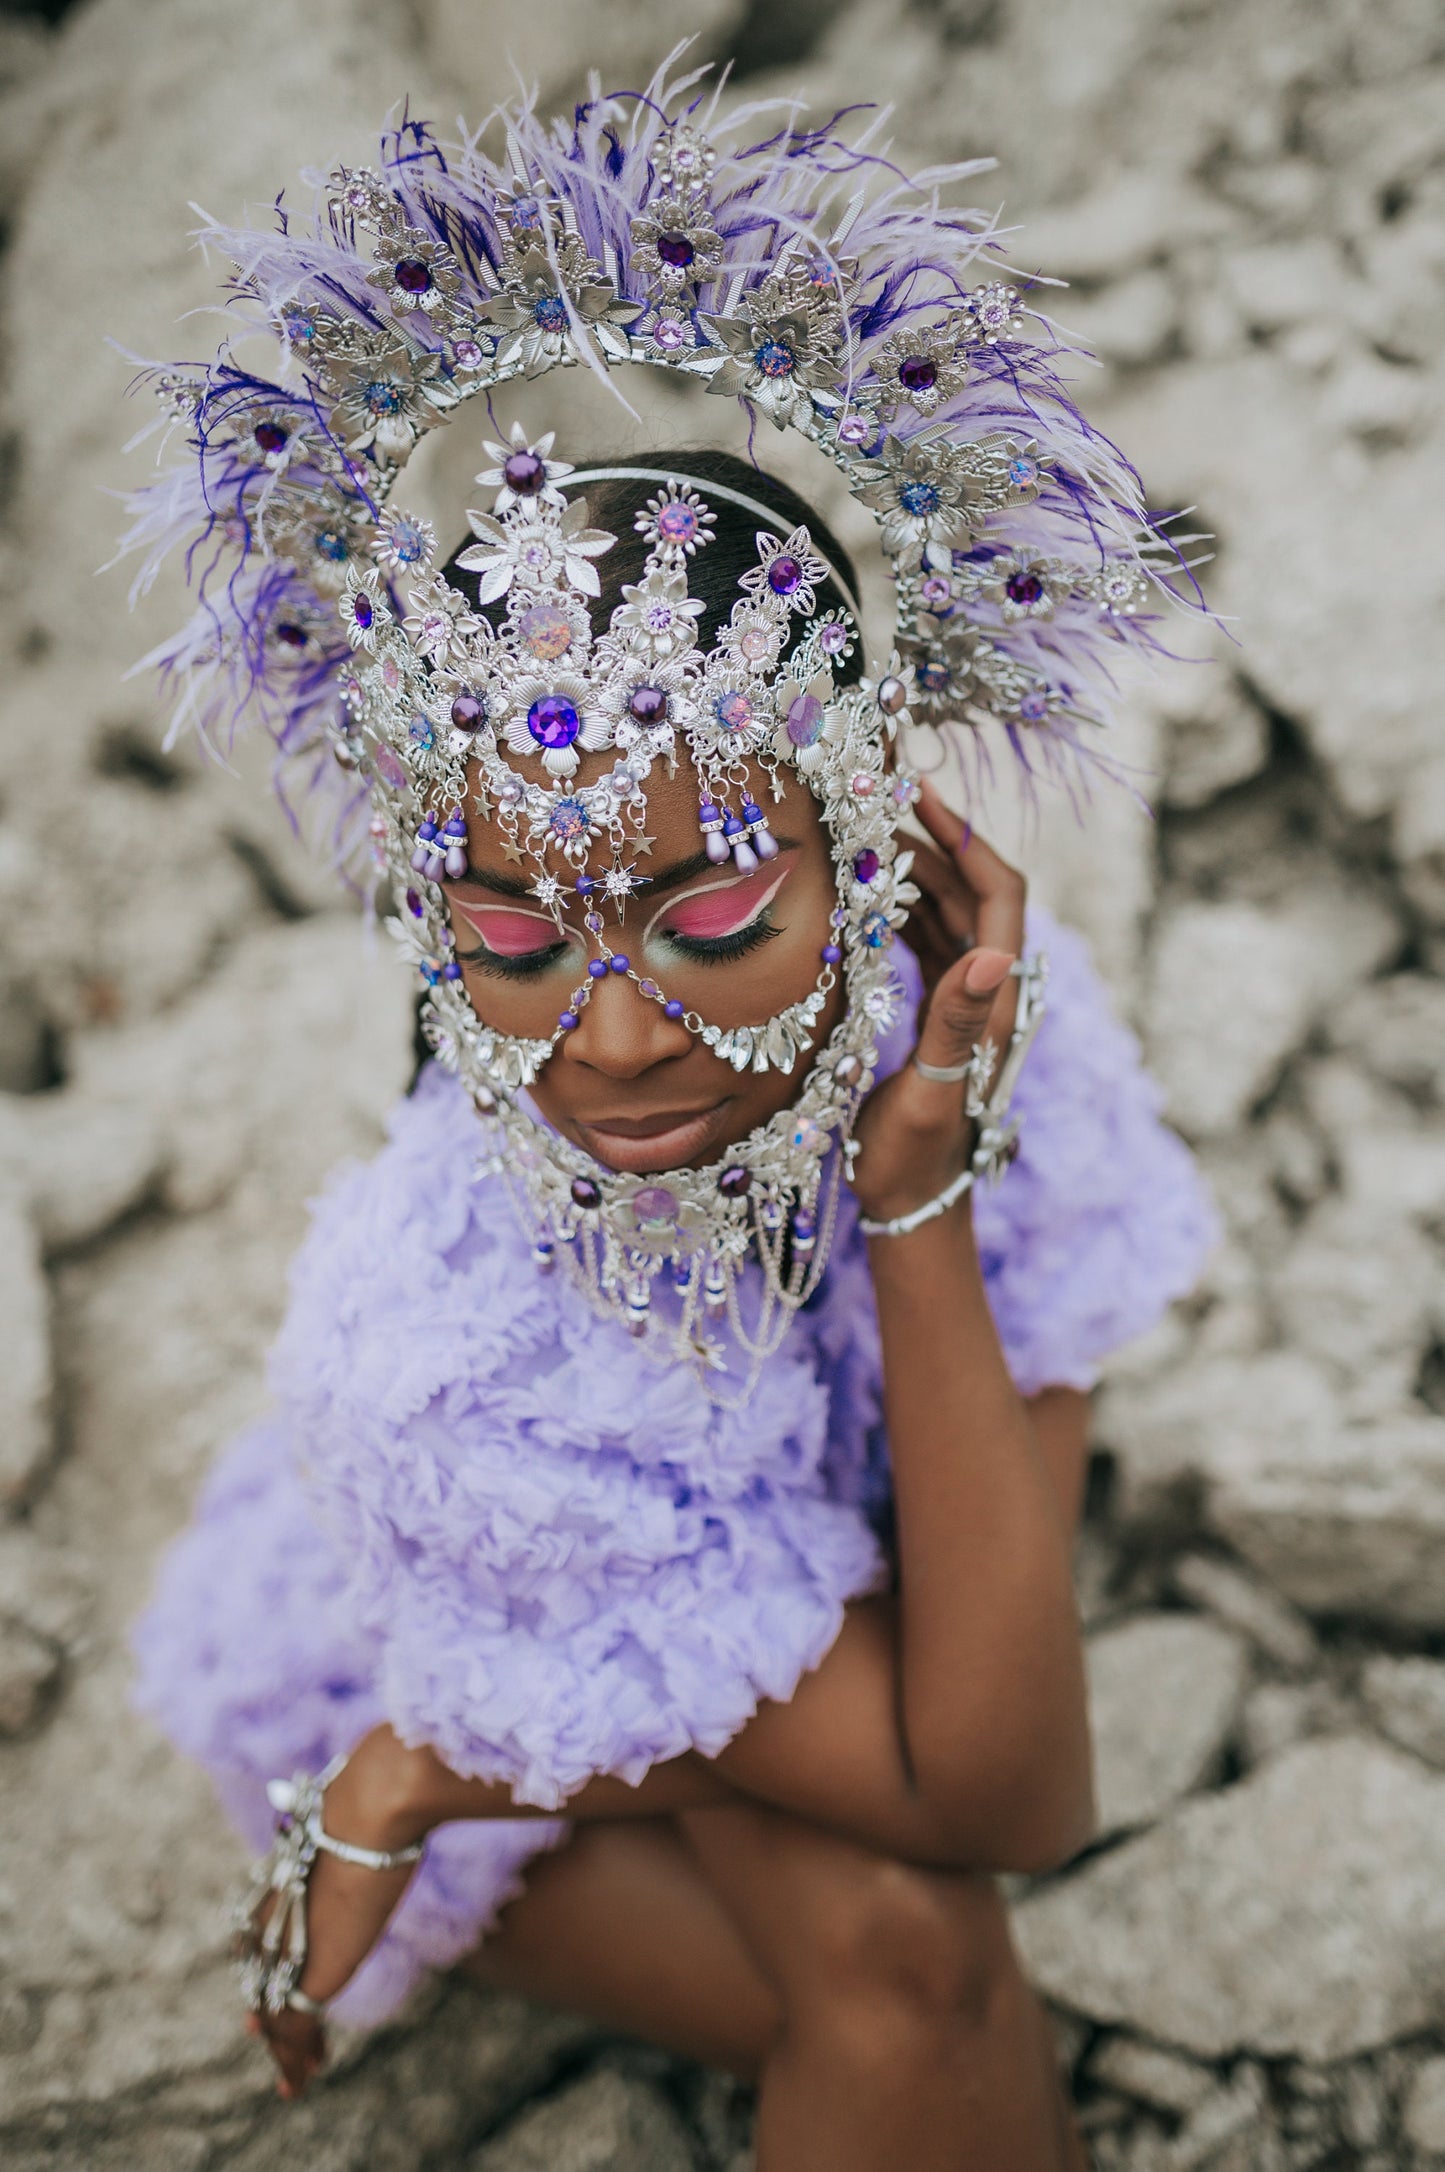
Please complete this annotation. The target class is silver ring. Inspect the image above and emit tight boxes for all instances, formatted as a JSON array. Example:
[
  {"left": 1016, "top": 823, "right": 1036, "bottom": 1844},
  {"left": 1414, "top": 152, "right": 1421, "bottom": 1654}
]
[{"left": 913, "top": 1054, "right": 973, "bottom": 1084}]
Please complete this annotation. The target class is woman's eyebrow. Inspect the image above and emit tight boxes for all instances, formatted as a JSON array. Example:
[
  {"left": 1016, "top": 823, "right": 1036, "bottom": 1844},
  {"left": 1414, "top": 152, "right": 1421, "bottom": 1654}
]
[{"left": 459, "top": 837, "right": 803, "bottom": 900}]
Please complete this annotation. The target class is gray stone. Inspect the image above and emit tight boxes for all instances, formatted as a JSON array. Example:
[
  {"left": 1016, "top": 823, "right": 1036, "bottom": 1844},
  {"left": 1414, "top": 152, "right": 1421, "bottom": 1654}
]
[
  {"left": 1402, "top": 2056, "right": 1445, "bottom": 2154},
  {"left": 1327, "top": 973, "right": 1445, "bottom": 1106},
  {"left": 1265, "top": 1199, "right": 1442, "bottom": 1418},
  {"left": 1014, "top": 1737, "right": 1445, "bottom": 2060},
  {"left": 1168, "top": 1554, "right": 1319, "bottom": 1673},
  {"left": 1087, "top": 1612, "right": 1248, "bottom": 1837},
  {"left": 1089, "top": 2036, "right": 1215, "bottom": 2117},
  {"left": 469, "top": 2067, "right": 695, "bottom": 2172},
  {"left": 1210, "top": 1412, "right": 1445, "bottom": 1632},
  {"left": 0, "top": 1189, "right": 52, "bottom": 1512},
  {"left": 1301, "top": 1057, "right": 1445, "bottom": 1222},
  {"left": 1359, "top": 1655, "right": 1445, "bottom": 1770},
  {"left": 1157, "top": 670, "right": 1271, "bottom": 811},
  {"left": 1237, "top": 1679, "right": 1348, "bottom": 1771},
  {"left": 0, "top": 1089, "right": 166, "bottom": 1256},
  {"left": 0, "top": 1614, "right": 61, "bottom": 1733},
  {"left": 1098, "top": 1352, "right": 1337, "bottom": 1531},
  {"left": 1167, "top": 2065, "right": 1267, "bottom": 2171}
]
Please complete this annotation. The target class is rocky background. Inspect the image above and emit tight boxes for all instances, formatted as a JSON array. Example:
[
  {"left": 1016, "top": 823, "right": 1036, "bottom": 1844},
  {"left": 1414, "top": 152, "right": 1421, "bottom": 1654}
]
[{"left": 0, "top": 0, "right": 1442, "bottom": 2165}]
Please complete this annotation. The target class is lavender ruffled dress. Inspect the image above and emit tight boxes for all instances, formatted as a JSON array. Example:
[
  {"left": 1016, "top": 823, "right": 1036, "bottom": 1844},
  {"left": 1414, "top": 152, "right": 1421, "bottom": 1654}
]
[{"left": 133, "top": 908, "right": 1216, "bottom": 2025}]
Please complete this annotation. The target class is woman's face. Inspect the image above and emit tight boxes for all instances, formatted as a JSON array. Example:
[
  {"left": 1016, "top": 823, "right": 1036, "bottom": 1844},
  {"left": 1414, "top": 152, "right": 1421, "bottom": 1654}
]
[{"left": 441, "top": 752, "right": 846, "bottom": 1175}]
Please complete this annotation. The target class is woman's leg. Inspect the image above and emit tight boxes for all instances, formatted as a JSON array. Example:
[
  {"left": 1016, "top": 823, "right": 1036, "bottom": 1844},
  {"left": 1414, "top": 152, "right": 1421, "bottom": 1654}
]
[
  {"left": 457, "top": 1817, "right": 782, "bottom": 2077},
  {"left": 681, "top": 1799, "right": 1084, "bottom": 2172}
]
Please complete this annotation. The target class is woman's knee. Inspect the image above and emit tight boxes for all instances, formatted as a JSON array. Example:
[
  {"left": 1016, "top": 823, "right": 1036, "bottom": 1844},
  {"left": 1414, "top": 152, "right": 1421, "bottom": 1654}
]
[{"left": 781, "top": 1853, "right": 1013, "bottom": 2036}]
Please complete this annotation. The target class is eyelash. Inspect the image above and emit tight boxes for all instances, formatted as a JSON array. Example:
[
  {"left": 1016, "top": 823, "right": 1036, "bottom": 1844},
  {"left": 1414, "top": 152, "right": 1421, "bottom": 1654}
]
[{"left": 456, "top": 910, "right": 784, "bottom": 981}]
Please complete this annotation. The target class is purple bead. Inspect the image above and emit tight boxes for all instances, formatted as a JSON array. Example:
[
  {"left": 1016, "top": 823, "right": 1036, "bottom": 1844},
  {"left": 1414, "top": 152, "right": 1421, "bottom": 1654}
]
[
  {"left": 1005, "top": 570, "right": 1045, "bottom": 606},
  {"left": 442, "top": 960, "right": 463, "bottom": 981},
  {"left": 609, "top": 954, "right": 630, "bottom": 973},
  {"left": 718, "top": 1165, "right": 752, "bottom": 1198},
  {"left": 628, "top": 684, "right": 669, "bottom": 725},
  {"left": 822, "top": 942, "right": 842, "bottom": 965},
  {"left": 898, "top": 354, "right": 938, "bottom": 394},
  {"left": 405, "top": 888, "right": 424, "bottom": 918},
  {"left": 587, "top": 959, "right": 608, "bottom": 979},
  {"left": 575, "top": 874, "right": 595, "bottom": 895},
  {"left": 571, "top": 1175, "right": 601, "bottom": 1207},
  {"left": 394, "top": 258, "right": 433, "bottom": 294},
  {"left": 444, "top": 845, "right": 467, "bottom": 879},
  {"left": 254, "top": 420, "right": 288, "bottom": 454},
  {"left": 656, "top": 230, "right": 696, "bottom": 268},
  {"left": 558, "top": 1010, "right": 580, "bottom": 1031},
  {"left": 854, "top": 848, "right": 880, "bottom": 883},
  {"left": 792, "top": 1211, "right": 817, "bottom": 1238},
  {"left": 450, "top": 691, "right": 486, "bottom": 731},
  {"left": 352, "top": 594, "right": 374, "bottom": 630},
  {"left": 664, "top": 998, "right": 685, "bottom": 1020},
  {"left": 632, "top": 1184, "right": 679, "bottom": 1223},
  {"left": 527, "top": 693, "right": 581, "bottom": 749},
  {"left": 767, "top": 554, "right": 804, "bottom": 597},
  {"left": 504, "top": 448, "right": 546, "bottom": 494}
]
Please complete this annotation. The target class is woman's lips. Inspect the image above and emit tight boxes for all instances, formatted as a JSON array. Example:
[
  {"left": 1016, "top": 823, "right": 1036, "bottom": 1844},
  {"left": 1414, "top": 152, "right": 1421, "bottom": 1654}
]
[{"left": 571, "top": 1102, "right": 730, "bottom": 1174}]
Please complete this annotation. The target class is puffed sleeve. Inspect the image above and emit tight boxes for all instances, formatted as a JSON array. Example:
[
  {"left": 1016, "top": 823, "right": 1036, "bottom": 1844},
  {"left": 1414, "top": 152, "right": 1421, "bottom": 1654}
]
[{"left": 970, "top": 903, "right": 1219, "bottom": 1395}]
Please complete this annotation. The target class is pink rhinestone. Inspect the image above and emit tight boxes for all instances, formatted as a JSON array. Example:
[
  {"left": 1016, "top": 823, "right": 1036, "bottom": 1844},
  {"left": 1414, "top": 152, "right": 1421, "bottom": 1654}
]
[
  {"left": 739, "top": 627, "right": 772, "bottom": 660},
  {"left": 851, "top": 772, "right": 877, "bottom": 797},
  {"left": 381, "top": 659, "right": 401, "bottom": 689}
]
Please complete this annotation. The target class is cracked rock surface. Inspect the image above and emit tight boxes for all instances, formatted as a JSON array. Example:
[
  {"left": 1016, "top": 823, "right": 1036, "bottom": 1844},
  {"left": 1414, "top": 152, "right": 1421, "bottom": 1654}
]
[{"left": 1, "top": 0, "right": 1443, "bottom": 2165}]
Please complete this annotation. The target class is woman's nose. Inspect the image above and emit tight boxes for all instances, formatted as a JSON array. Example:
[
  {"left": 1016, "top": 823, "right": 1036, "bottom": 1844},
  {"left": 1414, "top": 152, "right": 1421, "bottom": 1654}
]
[{"left": 561, "top": 955, "right": 692, "bottom": 1079}]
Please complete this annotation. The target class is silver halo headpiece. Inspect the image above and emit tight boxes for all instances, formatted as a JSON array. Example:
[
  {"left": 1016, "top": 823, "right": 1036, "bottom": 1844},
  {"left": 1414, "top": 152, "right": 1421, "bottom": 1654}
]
[{"left": 121, "top": 61, "right": 1212, "bottom": 1397}]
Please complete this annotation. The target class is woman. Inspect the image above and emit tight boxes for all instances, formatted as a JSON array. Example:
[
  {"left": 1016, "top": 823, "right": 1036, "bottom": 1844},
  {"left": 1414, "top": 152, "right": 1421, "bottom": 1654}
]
[{"left": 129, "top": 69, "right": 1215, "bottom": 2170}]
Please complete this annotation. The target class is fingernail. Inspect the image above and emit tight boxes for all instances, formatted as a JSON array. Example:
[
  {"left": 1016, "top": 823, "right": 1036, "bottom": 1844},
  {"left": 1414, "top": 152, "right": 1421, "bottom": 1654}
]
[{"left": 963, "top": 948, "right": 1014, "bottom": 995}]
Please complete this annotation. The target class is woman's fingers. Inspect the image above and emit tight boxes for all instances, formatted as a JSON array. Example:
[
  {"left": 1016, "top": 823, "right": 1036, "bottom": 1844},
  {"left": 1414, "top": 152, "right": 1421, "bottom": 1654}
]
[
  {"left": 258, "top": 2007, "right": 325, "bottom": 2099},
  {"left": 911, "top": 946, "right": 1017, "bottom": 1085},
  {"left": 912, "top": 779, "right": 1026, "bottom": 1046}
]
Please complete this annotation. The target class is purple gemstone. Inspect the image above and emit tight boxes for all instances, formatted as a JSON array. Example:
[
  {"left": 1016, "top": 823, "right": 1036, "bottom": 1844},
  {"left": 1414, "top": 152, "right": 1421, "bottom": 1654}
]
[
  {"left": 503, "top": 449, "right": 547, "bottom": 495},
  {"left": 838, "top": 414, "right": 871, "bottom": 445},
  {"left": 854, "top": 848, "right": 880, "bottom": 883},
  {"left": 1019, "top": 688, "right": 1050, "bottom": 721},
  {"left": 557, "top": 1010, "right": 579, "bottom": 1031},
  {"left": 898, "top": 354, "right": 938, "bottom": 394},
  {"left": 274, "top": 622, "right": 308, "bottom": 649},
  {"left": 767, "top": 555, "right": 804, "bottom": 597},
  {"left": 1005, "top": 570, "right": 1045, "bottom": 606},
  {"left": 718, "top": 1165, "right": 752, "bottom": 1198},
  {"left": 656, "top": 230, "right": 696, "bottom": 268},
  {"left": 352, "top": 594, "right": 374, "bottom": 630},
  {"left": 571, "top": 1176, "right": 602, "bottom": 1208},
  {"left": 819, "top": 620, "right": 848, "bottom": 654},
  {"left": 821, "top": 942, "right": 843, "bottom": 965},
  {"left": 405, "top": 887, "right": 424, "bottom": 917},
  {"left": 394, "top": 257, "right": 433, "bottom": 294},
  {"left": 254, "top": 420, "right": 288, "bottom": 454},
  {"left": 628, "top": 684, "right": 669, "bottom": 725},
  {"left": 632, "top": 1184, "right": 678, "bottom": 1224},
  {"left": 527, "top": 693, "right": 581, "bottom": 749},
  {"left": 374, "top": 746, "right": 408, "bottom": 791},
  {"left": 664, "top": 999, "right": 685, "bottom": 1020},
  {"left": 786, "top": 692, "right": 825, "bottom": 748},
  {"left": 450, "top": 691, "right": 486, "bottom": 731}
]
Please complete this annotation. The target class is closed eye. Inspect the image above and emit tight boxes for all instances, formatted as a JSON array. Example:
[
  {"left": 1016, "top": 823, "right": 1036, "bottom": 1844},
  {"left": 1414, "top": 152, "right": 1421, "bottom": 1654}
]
[
  {"left": 643, "top": 860, "right": 795, "bottom": 963},
  {"left": 449, "top": 899, "right": 580, "bottom": 980}
]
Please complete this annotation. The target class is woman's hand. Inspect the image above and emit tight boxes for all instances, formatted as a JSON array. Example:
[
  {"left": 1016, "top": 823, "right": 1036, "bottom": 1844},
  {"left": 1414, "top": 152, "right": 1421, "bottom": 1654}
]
[
  {"left": 849, "top": 778, "right": 1028, "bottom": 1224},
  {"left": 247, "top": 1728, "right": 429, "bottom": 2101}
]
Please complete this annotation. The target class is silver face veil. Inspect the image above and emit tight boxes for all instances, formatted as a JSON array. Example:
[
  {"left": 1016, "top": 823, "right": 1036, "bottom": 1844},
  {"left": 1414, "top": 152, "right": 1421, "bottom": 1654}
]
[{"left": 123, "top": 71, "right": 1206, "bottom": 1396}]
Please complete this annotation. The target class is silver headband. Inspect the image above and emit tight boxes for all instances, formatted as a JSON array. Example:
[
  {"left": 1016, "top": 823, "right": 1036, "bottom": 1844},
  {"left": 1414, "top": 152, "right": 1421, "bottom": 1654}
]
[{"left": 561, "top": 466, "right": 867, "bottom": 629}]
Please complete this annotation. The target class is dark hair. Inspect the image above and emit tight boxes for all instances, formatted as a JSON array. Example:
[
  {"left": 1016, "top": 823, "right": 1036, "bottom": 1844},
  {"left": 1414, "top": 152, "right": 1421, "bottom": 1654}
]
[{"left": 443, "top": 448, "right": 864, "bottom": 685}]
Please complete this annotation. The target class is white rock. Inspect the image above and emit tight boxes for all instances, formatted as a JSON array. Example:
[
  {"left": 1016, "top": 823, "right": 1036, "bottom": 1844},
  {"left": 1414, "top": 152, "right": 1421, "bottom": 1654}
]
[
  {"left": 1143, "top": 891, "right": 1400, "bottom": 1139},
  {"left": 1156, "top": 670, "right": 1271, "bottom": 810},
  {"left": 1359, "top": 1655, "right": 1445, "bottom": 1770},
  {"left": 0, "top": 1614, "right": 61, "bottom": 1734},
  {"left": 0, "top": 1187, "right": 51, "bottom": 1512},
  {"left": 1219, "top": 238, "right": 1348, "bottom": 330},
  {"left": 1098, "top": 1350, "right": 1337, "bottom": 1529},
  {"left": 1327, "top": 973, "right": 1445, "bottom": 1105},
  {"left": 1168, "top": 1553, "right": 1319, "bottom": 1673},
  {"left": 470, "top": 2067, "right": 696, "bottom": 2171},
  {"left": 1266, "top": 1199, "right": 1442, "bottom": 1415},
  {"left": 1167, "top": 2066, "right": 1267, "bottom": 2172},
  {"left": 1089, "top": 2035, "right": 1214, "bottom": 2117},
  {"left": 1059, "top": 268, "right": 1179, "bottom": 369},
  {"left": 1087, "top": 1612, "right": 1248, "bottom": 1838},
  {"left": 1016, "top": 172, "right": 1229, "bottom": 283},
  {"left": 1237, "top": 1679, "right": 1347, "bottom": 1770},
  {"left": 0, "top": 1089, "right": 166, "bottom": 1255},
  {"left": 1210, "top": 1411, "right": 1445, "bottom": 1631},
  {"left": 1402, "top": 2056, "right": 1445, "bottom": 2154},
  {"left": 1014, "top": 1737, "right": 1445, "bottom": 2061}
]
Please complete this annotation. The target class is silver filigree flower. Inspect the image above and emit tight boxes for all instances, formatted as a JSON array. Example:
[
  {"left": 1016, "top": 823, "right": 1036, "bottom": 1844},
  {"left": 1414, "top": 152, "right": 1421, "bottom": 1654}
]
[
  {"left": 329, "top": 341, "right": 450, "bottom": 461},
  {"left": 366, "top": 230, "right": 463, "bottom": 318},
  {"left": 866, "top": 319, "right": 972, "bottom": 419},
  {"left": 611, "top": 568, "right": 706, "bottom": 657},
  {"left": 473, "top": 423, "right": 576, "bottom": 514},
  {"left": 482, "top": 246, "right": 638, "bottom": 376},
  {"left": 851, "top": 435, "right": 982, "bottom": 557},
  {"left": 697, "top": 299, "right": 839, "bottom": 430},
  {"left": 457, "top": 500, "right": 614, "bottom": 606}
]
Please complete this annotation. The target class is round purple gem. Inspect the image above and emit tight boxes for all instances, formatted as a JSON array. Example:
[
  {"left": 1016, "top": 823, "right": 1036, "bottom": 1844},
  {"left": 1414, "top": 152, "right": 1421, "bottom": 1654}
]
[
  {"left": 274, "top": 622, "right": 308, "bottom": 649},
  {"left": 854, "top": 848, "right": 881, "bottom": 884},
  {"left": 819, "top": 620, "right": 848, "bottom": 655},
  {"left": 609, "top": 955, "right": 630, "bottom": 973},
  {"left": 656, "top": 230, "right": 696, "bottom": 268},
  {"left": 533, "top": 294, "right": 568, "bottom": 332},
  {"left": 405, "top": 887, "right": 424, "bottom": 917},
  {"left": 527, "top": 693, "right": 581, "bottom": 750},
  {"left": 394, "top": 258, "right": 433, "bottom": 294},
  {"left": 352, "top": 594, "right": 374, "bottom": 630},
  {"left": 254, "top": 420, "right": 288, "bottom": 454},
  {"left": 632, "top": 1184, "right": 679, "bottom": 1224},
  {"left": 628, "top": 684, "right": 669, "bottom": 726},
  {"left": 753, "top": 336, "right": 796, "bottom": 378},
  {"left": 571, "top": 1175, "right": 602, "bottom": 1208},
  {"left": 767, "top": 555, "right": 804, "bottom": 597},
  {"left": 1005, "top": 570, "right": 1045, "bottom": 606},
  {"left": 898, "top": 354, "right": 938, "bottom": 394},
  {"left": 786, "top": 693, "right": 825, "bottom": 748},
  {"left": 503, "top": 448, "right": 546, "bottom": 495},
  {"left": 821, "top": 942, "right": 843, "bottom": 965},
  {"left": 899, "top": 481, "right": 941, "bottom": 516},
  {"left": 450, "top": 691, "right": 486, "bottom": 731},
  {"left": 664, "top": 999, "right": 685, "bottom": 1020},
  {"left": 557, "top": 1009, "right": 580, "bottom": 1031},
  {"left": 587, "top": 959, "right": 608, "bottom": 980},
  {"left": 718, "top": 1165, "right": 752, "bottom": 1198},
  {"left": 375, "top": 746, "right": 407, "bottom": 791}
]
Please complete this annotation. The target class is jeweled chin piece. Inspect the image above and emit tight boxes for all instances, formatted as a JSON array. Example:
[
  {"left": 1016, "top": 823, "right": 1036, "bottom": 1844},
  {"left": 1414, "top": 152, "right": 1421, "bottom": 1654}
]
[{"left": 123, "top": 57, "right": 1214, "bottom": 1400}]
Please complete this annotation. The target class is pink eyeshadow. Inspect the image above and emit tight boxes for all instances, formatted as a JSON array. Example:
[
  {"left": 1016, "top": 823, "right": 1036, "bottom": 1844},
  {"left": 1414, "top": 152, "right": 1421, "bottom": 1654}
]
[
  {"left": 658, "top": 863, "right": 792, "bottom": 942},
  {"left": 452, "top": 901, "right": 566, "bottom": 957}
]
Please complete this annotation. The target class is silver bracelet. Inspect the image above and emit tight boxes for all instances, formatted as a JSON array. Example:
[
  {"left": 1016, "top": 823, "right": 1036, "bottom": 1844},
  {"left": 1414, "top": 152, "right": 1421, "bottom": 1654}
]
[{"left": 858, "top": 1162, "right": 976, "bottom": 1238}]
